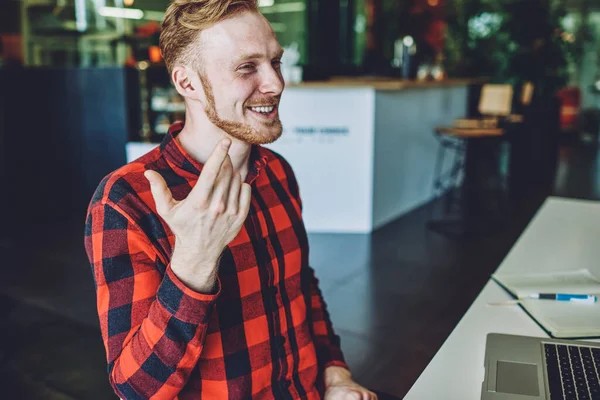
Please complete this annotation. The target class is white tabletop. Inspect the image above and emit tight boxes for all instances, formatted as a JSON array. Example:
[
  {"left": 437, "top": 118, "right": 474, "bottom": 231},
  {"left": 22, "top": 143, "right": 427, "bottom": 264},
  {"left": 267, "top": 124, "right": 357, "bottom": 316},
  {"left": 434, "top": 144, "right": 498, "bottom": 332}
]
[
  {"left": 404, "top": 197, "right": 600, "bottom": 400},
  {"left": 494, "top": 197, "right": 600, "bottom": 277}
]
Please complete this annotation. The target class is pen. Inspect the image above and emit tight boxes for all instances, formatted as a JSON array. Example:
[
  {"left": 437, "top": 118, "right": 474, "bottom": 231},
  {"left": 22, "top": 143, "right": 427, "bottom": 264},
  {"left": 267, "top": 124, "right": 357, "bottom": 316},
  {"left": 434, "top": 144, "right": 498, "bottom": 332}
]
[{"left": 529, "top": 293, "right": 597, "bottom": 303}]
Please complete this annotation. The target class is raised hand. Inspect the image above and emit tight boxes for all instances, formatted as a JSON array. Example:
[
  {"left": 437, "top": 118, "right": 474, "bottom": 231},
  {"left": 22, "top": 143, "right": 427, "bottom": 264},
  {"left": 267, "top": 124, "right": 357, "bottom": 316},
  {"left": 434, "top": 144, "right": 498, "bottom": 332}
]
[{"left": 144, "top": 138, "right": 252, "bottom": 293}]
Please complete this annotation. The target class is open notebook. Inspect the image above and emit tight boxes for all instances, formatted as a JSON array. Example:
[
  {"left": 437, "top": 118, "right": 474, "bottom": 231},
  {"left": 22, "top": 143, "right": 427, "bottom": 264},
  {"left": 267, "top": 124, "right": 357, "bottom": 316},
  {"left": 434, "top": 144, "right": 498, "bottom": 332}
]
[{"left": 492, "top": 269, "right": 600, "bottom": 338}]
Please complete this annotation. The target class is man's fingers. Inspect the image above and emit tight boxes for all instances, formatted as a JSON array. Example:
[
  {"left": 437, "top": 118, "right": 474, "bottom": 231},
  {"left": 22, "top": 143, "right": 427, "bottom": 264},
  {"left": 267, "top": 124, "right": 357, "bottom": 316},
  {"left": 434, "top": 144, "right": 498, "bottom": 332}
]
[
  {"left": 364, "top": 391, "right": 377, "bottom": 400},
  {"left": 227, "top": 172, "right": 242, "bottom": 214},
  {"left": 144, "top": 170, "right": 175, "bottom": 215},
  {"left": 189, "top": 138, "right": 231, "bottom": 203},
  {"left": 210, "top": 155, "right": 233, "bottom": 212}
]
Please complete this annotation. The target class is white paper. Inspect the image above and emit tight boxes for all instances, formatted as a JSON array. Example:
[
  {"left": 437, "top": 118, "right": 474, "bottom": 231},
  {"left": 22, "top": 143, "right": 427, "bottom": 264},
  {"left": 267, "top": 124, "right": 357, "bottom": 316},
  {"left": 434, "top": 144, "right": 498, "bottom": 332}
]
[
  {"left": 493, "top": 269, "right": 600, "bottom": 337},
  {"left": 521, "top": 298, "right": 600, "bottom": 337},
  {"left": 493, "top": 269, "right": 600, "bottom": 298}
]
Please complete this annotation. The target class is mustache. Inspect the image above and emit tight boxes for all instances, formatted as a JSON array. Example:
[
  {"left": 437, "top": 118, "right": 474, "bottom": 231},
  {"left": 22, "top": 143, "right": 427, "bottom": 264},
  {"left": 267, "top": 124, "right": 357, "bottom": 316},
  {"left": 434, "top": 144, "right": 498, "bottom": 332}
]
[{"left": 245, "top": 95, "right": 281, "bottom": 107}]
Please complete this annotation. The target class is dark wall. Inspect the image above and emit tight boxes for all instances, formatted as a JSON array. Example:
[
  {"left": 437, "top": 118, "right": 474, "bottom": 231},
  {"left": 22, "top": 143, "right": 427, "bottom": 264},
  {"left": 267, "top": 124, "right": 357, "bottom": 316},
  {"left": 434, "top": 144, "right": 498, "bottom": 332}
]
[
  {"left": 305, "top": 0, "right": 356, "bottom": 79},
  {"left": 0, "top": 1, "right": 21, "bottom": 34},
  {"left": 1, "top": 67, "right": 128, "bottom": 227},
  {"left": 0, "top": 68, "right": 9, "bottom": 241}
]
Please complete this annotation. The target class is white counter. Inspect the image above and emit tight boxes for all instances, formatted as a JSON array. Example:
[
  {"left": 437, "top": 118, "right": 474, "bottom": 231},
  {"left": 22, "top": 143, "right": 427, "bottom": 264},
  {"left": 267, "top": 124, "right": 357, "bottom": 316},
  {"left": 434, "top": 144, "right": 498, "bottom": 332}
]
[
  {"left": 267, "top": 79, "right": 470, "bottom": 233},
  {"left": 127, "top": 79, "right": 474, "bottom": 233}
]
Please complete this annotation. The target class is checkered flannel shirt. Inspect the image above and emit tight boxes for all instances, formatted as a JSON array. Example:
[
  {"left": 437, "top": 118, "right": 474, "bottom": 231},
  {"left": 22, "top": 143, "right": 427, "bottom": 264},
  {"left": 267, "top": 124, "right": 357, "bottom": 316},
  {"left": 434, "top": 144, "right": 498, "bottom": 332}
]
[{"left": 84, "top": 122, "right": 348, "bottom": 399}]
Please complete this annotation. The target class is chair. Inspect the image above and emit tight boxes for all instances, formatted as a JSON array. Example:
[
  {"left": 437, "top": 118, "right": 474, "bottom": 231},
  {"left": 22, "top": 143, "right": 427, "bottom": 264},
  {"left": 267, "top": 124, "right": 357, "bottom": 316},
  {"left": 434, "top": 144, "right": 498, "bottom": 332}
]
[
  {"left": 520, "top": 81, "right": 534, "bottom": 107},
  {"left": 556, "top": 86, "right": 581, "bottom": 133}
]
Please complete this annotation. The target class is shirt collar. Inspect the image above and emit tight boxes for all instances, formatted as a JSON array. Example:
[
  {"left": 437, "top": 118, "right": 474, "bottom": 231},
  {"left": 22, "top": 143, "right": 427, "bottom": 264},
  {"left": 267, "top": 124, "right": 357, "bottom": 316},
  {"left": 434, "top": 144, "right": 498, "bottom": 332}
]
[{"left": 160, "top": 122, "right": 269, "bottom": 184}]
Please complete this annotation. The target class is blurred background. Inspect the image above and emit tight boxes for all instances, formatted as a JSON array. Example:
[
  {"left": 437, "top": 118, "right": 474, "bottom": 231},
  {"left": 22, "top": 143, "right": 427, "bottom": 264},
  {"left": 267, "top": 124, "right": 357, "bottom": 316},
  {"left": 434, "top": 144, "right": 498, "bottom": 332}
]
[{"left": 2, "top": 0, "right": 600, "bottom": 398}]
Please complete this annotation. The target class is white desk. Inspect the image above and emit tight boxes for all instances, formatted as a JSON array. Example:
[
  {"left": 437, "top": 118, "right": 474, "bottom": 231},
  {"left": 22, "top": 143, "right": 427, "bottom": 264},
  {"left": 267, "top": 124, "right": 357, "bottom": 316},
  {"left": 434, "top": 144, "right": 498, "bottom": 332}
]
[{"left": 404, "top": 197, "right": 600, "bottom": 400}]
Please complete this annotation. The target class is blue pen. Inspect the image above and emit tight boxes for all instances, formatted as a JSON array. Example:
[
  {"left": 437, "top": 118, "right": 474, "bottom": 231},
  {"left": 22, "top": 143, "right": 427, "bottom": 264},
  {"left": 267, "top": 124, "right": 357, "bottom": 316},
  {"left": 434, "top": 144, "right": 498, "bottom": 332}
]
[{"left": 529, "top": 293, "right": 597, "bottom": 303}]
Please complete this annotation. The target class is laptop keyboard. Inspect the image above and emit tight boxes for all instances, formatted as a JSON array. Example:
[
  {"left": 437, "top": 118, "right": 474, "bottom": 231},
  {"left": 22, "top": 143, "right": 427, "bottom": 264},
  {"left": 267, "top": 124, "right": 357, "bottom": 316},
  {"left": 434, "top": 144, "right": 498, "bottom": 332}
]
[{"left": 544, "top": 343, "right": 600, "bottom": 400}]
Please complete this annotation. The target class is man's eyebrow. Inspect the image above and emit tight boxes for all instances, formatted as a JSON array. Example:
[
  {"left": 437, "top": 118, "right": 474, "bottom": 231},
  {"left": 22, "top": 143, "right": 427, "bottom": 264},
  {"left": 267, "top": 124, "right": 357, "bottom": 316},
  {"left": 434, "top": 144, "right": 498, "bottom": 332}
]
[
  {"left": 233, "top": 49, "right": 285, "bottom": 65},
  {"left": 235, "top": 53, "right": 263, "bottom": 63}
]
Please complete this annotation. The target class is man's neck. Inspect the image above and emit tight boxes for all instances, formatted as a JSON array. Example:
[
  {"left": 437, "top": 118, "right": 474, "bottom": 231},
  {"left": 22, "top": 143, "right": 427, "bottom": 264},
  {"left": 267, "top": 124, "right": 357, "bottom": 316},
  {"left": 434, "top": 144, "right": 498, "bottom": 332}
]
[{"left": 177, "top": 115, "right": 251, "bottom": 181}]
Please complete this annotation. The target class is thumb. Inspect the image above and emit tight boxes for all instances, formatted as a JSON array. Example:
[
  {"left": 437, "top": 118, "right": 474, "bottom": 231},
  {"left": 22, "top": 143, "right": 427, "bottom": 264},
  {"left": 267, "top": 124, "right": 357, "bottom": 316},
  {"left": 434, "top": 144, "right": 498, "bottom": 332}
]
[{"left": 144, "top": 170, "right": 174, "bottom": 216}]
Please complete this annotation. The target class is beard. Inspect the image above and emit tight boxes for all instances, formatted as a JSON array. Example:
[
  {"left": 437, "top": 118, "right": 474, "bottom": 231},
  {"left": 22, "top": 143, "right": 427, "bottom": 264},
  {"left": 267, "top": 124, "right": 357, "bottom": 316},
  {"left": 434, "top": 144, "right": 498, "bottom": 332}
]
[{"left": 199, "top": 73, "right": 283, "bottom": 145}]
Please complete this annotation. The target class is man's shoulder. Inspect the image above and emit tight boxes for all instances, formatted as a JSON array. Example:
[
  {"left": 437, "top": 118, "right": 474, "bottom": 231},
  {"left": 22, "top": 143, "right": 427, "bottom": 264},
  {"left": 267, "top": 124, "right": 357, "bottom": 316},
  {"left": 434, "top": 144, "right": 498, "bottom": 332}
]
[
  {"left": 88, "top": 147, "right": 164, "bottom": 215},
  {"left": 258, "top": 146, "right": 301, "bottom": 201},
  {"left": 259, "top": 146, "right": 296, "bottom": 178}
]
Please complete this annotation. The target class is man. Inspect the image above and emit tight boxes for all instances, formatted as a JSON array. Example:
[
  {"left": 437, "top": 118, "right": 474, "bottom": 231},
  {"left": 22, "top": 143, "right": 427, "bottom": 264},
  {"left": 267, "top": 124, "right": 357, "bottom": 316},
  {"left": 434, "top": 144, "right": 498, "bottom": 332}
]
[{"left": 84, "top": 0, "right": 377, "bottom": 398}]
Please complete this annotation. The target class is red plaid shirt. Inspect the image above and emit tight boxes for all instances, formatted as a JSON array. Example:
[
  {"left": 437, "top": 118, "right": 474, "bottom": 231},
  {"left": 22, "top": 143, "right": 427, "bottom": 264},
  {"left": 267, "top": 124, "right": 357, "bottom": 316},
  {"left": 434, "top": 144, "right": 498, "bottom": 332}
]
[{"left": 84, "top": 122, "right": 348, "bottom": 400}]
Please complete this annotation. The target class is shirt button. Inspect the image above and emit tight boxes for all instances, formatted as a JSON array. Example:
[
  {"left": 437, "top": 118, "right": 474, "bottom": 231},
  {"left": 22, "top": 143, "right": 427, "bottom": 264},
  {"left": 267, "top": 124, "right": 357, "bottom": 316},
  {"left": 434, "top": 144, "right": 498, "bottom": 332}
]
[{"left": 271, "top": 286, "right": 278, "bottom": 295}]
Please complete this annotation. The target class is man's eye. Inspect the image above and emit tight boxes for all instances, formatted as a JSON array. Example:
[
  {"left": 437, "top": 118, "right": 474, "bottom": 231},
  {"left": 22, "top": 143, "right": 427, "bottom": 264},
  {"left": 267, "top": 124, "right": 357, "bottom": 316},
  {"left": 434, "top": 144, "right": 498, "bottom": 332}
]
[
  {"left": 272, "top": 60, "right": 282, "bottom": 69},
  {"left": 239, "top": 64, "right": 256, "bottom": 72}
]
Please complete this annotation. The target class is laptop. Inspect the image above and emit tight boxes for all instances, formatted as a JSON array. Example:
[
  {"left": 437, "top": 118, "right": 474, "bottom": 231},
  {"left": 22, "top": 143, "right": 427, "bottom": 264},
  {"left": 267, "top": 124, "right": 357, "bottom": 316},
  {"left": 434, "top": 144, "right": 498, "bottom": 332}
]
[{"left": 482, "top": 333, "right": 600, "bottom": 400}]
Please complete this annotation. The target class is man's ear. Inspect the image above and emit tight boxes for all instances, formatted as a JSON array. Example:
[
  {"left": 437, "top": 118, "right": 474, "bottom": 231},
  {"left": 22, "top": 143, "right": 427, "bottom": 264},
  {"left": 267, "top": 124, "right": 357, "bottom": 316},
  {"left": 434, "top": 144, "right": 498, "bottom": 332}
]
[{"left": 172, "top": 65, "right": 202, "bottom": 101}]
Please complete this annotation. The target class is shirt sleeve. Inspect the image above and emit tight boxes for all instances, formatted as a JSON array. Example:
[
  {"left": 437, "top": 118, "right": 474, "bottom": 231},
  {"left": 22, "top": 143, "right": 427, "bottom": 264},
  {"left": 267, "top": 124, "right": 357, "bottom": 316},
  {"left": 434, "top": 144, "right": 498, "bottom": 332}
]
[
  {"left": 307, "top": 265, "right": 349, "bottom": 371},
  {"left": 84, "top": 202, "right": 220, "bottom": 400}
]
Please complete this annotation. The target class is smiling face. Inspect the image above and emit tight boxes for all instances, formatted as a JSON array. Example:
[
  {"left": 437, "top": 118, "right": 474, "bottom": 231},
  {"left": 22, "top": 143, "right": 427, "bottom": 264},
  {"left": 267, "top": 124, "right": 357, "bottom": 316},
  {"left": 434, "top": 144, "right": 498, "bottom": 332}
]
[{"left": 194, "top": 11, "right": 285, "bottom": 145}]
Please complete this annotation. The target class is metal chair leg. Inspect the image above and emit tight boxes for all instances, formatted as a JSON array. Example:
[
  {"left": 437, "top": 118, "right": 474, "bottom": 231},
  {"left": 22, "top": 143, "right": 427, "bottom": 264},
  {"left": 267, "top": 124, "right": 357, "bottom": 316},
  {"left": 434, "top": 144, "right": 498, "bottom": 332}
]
[
  {"left": 432, "top": 141, "right": 446, "bottom": 198},
  {"left": 445, "top": 140, "right": 466, "bottom": 215}
]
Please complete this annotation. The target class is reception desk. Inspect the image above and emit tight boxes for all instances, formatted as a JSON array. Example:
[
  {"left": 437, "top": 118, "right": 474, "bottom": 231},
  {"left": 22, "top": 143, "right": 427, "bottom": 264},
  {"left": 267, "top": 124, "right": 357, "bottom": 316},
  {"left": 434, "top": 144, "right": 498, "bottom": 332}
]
[{"left": 127, "top": 78, "right": 475, "bottom": 233}]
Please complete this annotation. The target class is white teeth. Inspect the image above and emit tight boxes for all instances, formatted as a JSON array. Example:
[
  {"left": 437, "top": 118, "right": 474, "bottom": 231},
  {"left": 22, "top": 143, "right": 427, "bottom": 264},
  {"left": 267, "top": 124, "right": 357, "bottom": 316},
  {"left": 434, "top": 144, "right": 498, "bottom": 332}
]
[{"left": 250, "top": 106, "right": 275, "bottom": 114}]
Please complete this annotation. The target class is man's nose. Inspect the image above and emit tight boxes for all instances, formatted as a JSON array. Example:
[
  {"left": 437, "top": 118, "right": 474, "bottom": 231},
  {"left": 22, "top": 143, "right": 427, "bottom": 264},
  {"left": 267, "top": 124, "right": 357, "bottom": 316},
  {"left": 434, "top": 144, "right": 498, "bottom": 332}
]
[{"left": 259, "top": 66, "right": 284, "bottom": 96}]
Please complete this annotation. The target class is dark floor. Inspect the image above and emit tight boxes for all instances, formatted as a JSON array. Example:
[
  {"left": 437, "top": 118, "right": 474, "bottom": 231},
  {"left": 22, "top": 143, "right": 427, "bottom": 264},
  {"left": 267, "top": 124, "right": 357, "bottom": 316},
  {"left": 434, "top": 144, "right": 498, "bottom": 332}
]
[{"left": 1, "top": 141, "right": 599, "bottom": 400}]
